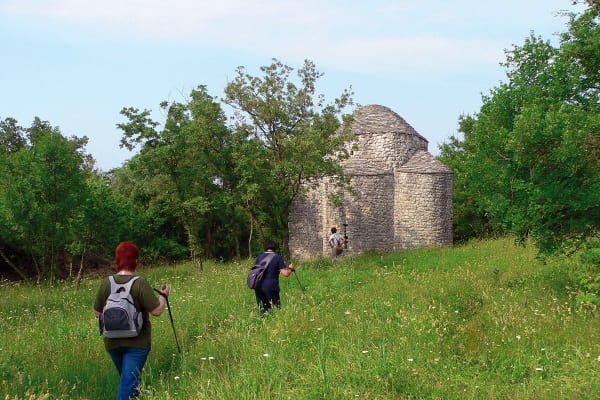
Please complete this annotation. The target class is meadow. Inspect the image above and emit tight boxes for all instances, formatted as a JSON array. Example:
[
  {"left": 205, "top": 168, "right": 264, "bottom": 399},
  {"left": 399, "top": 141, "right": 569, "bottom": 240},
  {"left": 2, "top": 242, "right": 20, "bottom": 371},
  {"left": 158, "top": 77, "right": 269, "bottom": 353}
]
[{"left": 1, "top": 238, "right": 599, "bottom": 399}]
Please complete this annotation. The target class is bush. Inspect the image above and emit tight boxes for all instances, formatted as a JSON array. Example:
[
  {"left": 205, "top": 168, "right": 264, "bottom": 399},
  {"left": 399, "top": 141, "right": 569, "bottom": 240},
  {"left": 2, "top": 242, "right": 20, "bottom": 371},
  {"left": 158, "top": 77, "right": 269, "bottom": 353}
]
[
  {"left": 575, "top": 240, "right": 600, "bottom": 306},
  {"left": 142, "top": 237, "right": 189, "bottom": 265}
]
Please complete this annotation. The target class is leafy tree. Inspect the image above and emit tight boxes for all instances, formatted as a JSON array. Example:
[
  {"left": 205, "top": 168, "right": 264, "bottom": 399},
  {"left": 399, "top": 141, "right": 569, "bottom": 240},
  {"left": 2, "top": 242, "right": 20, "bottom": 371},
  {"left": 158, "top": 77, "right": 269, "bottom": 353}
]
[
  {"left": 0, "top": 117, "right": 27, "bottom": 153},
  {"left": 441, "top": 6, "right": 599, "bottom": 254},
  {"left": 67, "top": 172, "right": 147, "bottom": 281},
  {"left": 0, "top": 118, "right": 29, "bottom": 279},
  {"left": 0, "top": 118, "right": 89, "bottom": 281},
  {"left": 437, "top": 117, "right": 499, "bottom": 243},
  {"left": 116, "top": 86, "right": 241, "bottom": 262},
  {"left": 223, "top": 59, "right": 355, "bottom": 256},
  {"left": 110, "top": 160, "right": 188, "bottom": 263}
]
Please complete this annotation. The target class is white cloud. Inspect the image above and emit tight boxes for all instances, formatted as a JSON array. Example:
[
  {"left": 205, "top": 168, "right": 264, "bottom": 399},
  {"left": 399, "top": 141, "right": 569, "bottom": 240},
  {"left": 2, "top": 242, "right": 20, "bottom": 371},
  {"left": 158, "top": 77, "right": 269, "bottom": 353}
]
[
  {"left": 274, "top": 35, "right": 505, "bottom": 74},
  {"left": 0, "top": 0, "right": 580, "bottom": 75}
]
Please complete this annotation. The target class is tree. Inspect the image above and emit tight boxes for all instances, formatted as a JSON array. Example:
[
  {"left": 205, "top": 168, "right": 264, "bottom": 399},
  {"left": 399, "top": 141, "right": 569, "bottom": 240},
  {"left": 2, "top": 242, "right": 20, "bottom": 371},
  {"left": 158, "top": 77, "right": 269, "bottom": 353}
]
[
  {"left": 441, "top": 6, "right": 599, "bottom": 254},
  {"left": 116, "top": 86, "right": 241, "bottom": 262},
  {"left": 0, "top": 117, "right": 27, "bottom": 153},
  {"left": 0, "top": 118, "right": 89, "bottom": 281},
  {"left": 67, "top": 171, "right": 145, "bottom": 281},
  {"left": 0, "top": 118, "right": 29, "bottom": 279},
  {"left": 437, "top": 117, "right": 499, "bottom": 243},
  {"left": 223, "top": 59, "right": 354, "bottom": 256}
]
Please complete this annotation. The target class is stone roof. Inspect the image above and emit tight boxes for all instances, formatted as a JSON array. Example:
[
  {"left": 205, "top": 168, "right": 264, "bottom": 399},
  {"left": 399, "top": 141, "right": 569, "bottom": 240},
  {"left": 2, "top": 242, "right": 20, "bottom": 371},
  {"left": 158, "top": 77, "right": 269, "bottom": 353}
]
[
  {"left": 351, "top": 104, "right": 428, "bottom": 143},
  {"left": 398, "top": 150, "right": 454, "bottom": 174}
]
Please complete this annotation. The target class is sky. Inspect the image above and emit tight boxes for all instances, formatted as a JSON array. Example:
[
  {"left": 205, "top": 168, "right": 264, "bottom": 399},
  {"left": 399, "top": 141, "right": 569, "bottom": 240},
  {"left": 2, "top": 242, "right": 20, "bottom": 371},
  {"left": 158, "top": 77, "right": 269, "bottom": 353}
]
[{"left": 0, "top": 0, "right": 586, "bottom": 171}]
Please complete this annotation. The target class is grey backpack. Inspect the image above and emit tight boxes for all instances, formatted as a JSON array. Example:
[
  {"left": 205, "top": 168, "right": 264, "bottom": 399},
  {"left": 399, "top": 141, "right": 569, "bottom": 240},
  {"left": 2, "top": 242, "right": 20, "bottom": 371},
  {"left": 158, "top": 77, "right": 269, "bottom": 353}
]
[{"left": 99, "top": 275, "right": 143, "bottom": 338}]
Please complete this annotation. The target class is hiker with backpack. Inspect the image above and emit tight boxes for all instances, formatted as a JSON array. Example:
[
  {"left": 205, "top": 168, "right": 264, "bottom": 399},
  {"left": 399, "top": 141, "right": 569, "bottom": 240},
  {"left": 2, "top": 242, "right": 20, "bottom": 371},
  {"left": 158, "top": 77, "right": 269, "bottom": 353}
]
[
  {"left": 328, "top": 227, "right": 344, "bottom": 261},
  {"left": 93, "top": 241, "right": 170, "bottom": 400},
  {"left": 252, "top": 239, "right": 295, "bottom": 316}
]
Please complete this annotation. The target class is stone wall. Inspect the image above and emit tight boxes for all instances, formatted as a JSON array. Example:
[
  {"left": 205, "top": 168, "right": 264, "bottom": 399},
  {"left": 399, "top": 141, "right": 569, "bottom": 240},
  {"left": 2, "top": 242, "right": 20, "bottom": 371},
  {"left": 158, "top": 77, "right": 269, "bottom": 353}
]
[
  {"left": 288, "top": 185, "right": 325, "bottom": 256},
  {"left": 395, "top": 174, "right": 453, "bottom": 250}
]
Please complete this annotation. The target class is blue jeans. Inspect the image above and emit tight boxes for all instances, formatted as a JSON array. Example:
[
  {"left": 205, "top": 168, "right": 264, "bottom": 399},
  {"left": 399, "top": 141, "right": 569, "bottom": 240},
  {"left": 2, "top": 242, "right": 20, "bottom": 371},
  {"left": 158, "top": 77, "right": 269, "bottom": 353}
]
[{"left": 107, "top": 344, "right": 151, "bottom": 400}]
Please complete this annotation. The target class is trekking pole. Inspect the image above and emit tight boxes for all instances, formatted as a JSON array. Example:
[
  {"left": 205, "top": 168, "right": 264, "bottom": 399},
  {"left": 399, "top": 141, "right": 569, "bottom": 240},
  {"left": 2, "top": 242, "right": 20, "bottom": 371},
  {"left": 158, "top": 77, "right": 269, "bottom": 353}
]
[
  {"left": 292, "top": 269, "right": 305, "bottom": 292},
  {"left": 154, "top": 286, "right": 181, "bottom": 354}
]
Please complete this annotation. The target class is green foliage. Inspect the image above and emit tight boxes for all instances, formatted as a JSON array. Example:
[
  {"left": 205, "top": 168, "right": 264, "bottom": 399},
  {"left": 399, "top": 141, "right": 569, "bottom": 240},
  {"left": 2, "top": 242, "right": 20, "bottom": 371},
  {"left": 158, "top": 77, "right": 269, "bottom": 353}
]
[
  {"left": 2, "top": 238, "right": 599, "bottom": 399},
  {"left": 439, "top": 6, "right": 600, "bottom": 254},
  {"left": 0, "top": 118, "right": 89, "bottom": 281},
  {"left": 68, "top": 172, "right": 147, "bottom": 259},
  {"left": 142, "top": 237, "right": 189, "bottom": 265},
  {"left": 0, "top": 117, "right": 27, "bottom": 153},
  {"left": 574, "top": 239, "right": 600, "bottom": 306},
  {"left": 116, "top": 86, "right": 243, "bottom": 261},
  {"left": 224, "top": 59, "right": 355, "bottom": 256},
  {"left": 0, "top": 117, "right": 149, "bottom": 281},
  {"left": 438, "top": 122, "right": 499, "bottom": 243}
]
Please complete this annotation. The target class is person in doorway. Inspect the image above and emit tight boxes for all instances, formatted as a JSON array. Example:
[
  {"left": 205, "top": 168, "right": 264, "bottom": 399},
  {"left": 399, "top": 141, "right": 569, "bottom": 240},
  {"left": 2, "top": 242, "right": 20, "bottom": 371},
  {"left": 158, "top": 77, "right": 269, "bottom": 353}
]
[
  {"left": 253, "top": 239, "right": 295, "bottom": 316},
  {"left": 94, "top": 241, "right": 170, "bottom": 400},
  {"left": 328, "top": 227, "right": 344, "bottom": 261}
]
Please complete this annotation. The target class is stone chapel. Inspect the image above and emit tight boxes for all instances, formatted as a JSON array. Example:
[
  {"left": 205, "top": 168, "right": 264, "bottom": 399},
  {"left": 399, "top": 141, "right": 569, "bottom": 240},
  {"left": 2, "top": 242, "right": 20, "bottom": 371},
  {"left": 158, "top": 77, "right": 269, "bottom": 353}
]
[{"left": 289, "top": 104, "right": 454, "bottom": 260}]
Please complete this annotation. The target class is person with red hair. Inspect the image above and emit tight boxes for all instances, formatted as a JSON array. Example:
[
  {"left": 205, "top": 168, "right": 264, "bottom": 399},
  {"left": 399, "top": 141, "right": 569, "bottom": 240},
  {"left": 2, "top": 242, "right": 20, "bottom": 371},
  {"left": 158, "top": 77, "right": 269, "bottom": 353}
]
[{"left": 94, "top": 241, "right": 170, "bottom": 400}]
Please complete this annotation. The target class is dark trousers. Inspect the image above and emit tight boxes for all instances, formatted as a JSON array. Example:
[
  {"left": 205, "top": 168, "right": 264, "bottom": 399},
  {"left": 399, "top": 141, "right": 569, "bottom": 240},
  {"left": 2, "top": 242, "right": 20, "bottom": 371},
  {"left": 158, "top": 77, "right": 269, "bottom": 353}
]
[{"left": 255, "top": 286, "right": 280, "bottom": 315}]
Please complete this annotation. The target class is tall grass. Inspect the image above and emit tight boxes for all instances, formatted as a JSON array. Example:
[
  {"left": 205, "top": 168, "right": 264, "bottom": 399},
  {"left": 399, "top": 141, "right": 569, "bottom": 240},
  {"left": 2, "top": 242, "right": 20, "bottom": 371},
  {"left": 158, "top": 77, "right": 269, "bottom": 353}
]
[{"left": 1, "top": 238, "right": 599, "bottom": 399}]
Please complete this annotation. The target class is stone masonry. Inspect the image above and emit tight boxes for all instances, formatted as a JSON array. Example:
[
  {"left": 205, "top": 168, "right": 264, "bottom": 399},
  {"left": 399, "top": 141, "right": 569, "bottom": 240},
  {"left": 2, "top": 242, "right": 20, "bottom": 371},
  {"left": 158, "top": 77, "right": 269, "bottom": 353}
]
[{"left": 289, "top": 104, "right": 453, "bottom": 260}]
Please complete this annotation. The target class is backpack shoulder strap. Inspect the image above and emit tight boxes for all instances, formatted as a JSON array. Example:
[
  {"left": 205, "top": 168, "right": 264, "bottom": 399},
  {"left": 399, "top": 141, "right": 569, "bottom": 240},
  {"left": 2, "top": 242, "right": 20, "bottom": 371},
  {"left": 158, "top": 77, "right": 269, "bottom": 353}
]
[
  {"left": 256, "top": 252, "right": 276, "bottom": 267},
  {"left": 108, "top": 275, "right": 118, "bottom": 293},
  {"left": 121, "top": 276, "right": 139, "bottom": 292},
  {"left": 109, "top": 275, "right": 139, "bottom": 293}
]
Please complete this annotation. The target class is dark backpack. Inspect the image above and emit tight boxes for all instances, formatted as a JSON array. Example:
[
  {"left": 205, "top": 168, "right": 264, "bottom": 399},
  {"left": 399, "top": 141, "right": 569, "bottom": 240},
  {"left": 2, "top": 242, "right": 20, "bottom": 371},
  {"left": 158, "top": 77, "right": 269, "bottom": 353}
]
[
  {"left": 247, "top": 253, "right": 276, "bottom": 289},
  {"left": 99, "top": 275, "right": 143, "bottom": 338}
]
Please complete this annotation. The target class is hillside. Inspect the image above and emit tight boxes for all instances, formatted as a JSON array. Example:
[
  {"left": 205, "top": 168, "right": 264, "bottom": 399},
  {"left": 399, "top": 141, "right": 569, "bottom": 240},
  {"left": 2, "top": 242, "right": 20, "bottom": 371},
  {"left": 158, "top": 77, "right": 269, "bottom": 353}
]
[{"left": 1, "top": 238, "right": 598, "bottom": 399}]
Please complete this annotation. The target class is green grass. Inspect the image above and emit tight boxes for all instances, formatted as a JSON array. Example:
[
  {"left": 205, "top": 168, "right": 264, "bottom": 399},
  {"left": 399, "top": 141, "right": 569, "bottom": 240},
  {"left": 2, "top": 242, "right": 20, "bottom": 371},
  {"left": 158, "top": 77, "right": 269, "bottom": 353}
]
[{"left": 1, "top": 238, "right": 599, "bottom": 399}]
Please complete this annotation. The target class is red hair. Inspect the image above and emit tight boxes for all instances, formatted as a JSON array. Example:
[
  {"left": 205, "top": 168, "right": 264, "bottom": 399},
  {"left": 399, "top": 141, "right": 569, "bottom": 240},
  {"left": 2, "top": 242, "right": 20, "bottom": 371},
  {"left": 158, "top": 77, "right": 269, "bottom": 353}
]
[{"left": 115, "top": 241, "right": 139, "bottom": 272}]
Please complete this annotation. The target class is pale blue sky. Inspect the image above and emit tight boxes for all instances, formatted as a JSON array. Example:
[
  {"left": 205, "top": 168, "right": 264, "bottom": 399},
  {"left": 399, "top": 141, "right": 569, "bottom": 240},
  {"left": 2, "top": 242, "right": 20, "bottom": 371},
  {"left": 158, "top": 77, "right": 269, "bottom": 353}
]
[{"left": 0, "top": 0, "right": 585, "bottom": 171}]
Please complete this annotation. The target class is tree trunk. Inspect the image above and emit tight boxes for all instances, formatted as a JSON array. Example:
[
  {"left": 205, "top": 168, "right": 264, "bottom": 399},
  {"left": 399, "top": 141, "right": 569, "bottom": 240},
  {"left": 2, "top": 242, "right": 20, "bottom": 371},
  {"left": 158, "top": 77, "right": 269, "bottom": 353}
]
[
  {"left": 0, "top": 248, "right": 29, "bottom": 282},
  {"left": 248, "top": 211, "right": 253, "bottom": 258},
  {"left": 75, "top": 247, "right": 86, "bottom": 287}
]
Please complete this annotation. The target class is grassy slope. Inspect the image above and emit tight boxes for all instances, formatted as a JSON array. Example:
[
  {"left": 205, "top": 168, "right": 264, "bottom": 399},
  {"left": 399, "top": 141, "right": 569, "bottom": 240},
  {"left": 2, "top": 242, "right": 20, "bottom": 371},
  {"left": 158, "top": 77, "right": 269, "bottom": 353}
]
[{"left": 1, "top": 238, "right": 599, "bottom": 399}]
